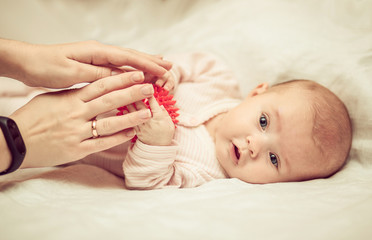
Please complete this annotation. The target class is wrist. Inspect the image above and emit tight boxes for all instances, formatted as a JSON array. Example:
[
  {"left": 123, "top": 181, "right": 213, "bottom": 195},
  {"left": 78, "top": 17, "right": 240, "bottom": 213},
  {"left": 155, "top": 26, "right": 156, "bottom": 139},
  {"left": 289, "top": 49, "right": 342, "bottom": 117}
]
[
  {"left": 0, "top": 128, "right": 12, "bottom": 172},
  {"left": 0, "top": 39, "right": 29, "bottom": 81},
  {"left": 0, "top": 116, "right": 27, "bottom": 175},
  {"left": 137, "top": 132, "right": 174, "bottom": 146}
]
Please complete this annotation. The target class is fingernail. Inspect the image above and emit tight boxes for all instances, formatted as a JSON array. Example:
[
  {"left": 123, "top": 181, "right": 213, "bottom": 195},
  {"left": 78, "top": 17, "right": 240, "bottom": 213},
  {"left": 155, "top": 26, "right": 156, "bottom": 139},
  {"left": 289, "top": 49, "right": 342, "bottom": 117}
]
[
  {"left": 125, "top": 129, "right": 136, "bottom": 137},
  {"left": 141, "top": 85, "right": 154, "bottom": 95},
  {"left": 132, "top": 72, "right": 144, "bottom": 82},
  {"left": 163, "top": 60, "right": 173, "bottom": 69},
  {"left": 111, "top": 69, "right": 122, "bottom": 76},
  {"left": 139, "top": 109, "right": 151, "bottom": 119}
]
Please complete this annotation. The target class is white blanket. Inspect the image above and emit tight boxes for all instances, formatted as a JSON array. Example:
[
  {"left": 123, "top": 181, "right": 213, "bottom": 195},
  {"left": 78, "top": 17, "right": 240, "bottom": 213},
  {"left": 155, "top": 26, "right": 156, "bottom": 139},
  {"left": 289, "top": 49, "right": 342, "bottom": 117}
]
[{"left": 1, "top": 0, "right": 372, "bottom": 239}]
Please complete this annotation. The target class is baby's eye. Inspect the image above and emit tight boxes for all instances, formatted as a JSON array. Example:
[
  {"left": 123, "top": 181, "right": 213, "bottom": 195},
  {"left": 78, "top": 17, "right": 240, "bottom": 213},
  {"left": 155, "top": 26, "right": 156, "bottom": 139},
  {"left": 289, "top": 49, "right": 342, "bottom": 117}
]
[
  {"left": 270, "top": 153, "right": 278, "bottom": 167},
  {"left": 259, "top": 114, "right": 268, "bottom": 130}
]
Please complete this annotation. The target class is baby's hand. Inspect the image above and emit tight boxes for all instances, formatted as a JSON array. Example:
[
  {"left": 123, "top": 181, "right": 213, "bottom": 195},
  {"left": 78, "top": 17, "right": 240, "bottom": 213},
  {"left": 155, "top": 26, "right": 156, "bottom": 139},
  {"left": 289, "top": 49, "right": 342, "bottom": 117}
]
[
  {"left": 144, "top": 71, "right": 175, "bottom": 92},
  {"left": 127, "top": 96, "right": 175, "bottom": 146}
]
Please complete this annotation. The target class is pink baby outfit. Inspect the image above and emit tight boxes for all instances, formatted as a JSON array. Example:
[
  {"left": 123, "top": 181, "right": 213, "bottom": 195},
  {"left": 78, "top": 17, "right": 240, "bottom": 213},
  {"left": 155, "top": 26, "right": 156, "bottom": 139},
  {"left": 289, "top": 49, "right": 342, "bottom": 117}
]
[{"left": 83, "top": 52, "right": 242, "bottom": 189}]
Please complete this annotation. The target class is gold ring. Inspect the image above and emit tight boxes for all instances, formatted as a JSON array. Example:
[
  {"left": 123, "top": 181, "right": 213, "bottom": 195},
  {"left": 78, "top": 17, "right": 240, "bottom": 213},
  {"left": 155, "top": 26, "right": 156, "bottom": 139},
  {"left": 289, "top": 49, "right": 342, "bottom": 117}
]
[{"left": 91, "top": 119, "right": 99, "bottom": 138}]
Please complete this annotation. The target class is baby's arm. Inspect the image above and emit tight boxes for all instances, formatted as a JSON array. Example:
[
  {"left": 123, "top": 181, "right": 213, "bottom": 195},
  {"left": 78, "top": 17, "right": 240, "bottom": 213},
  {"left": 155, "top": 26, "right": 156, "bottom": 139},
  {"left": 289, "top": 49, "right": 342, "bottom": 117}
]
[
  {"left": 123, "top": 140, "right": 210, "bottom": 189},
  {"left": 123, "top": 140, "right": 178, "bottom": 189},
  {"left": 123, "top": 52, "right": 240, "bottom": 189}
]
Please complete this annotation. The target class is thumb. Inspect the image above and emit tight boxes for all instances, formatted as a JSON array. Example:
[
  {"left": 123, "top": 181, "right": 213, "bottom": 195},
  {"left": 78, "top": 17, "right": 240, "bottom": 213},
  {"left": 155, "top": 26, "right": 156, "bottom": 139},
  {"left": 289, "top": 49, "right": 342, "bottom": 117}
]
[{"left": 147, "top": 96, "right": 162, "bottom": 115}]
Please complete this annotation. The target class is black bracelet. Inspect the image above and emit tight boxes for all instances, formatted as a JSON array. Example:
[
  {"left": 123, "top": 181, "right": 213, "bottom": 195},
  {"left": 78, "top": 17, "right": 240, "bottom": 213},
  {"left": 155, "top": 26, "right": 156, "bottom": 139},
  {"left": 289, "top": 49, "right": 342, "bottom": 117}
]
[{"left": 0, "top": 116, "right": 26, "bottom": 175}]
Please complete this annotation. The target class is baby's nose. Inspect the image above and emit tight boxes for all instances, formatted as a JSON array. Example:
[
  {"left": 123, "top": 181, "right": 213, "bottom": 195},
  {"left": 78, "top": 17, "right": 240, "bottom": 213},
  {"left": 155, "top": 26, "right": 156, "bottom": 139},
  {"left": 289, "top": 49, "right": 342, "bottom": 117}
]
[{"left": 246, "top": 136, "right": 261, "bottom": 159}]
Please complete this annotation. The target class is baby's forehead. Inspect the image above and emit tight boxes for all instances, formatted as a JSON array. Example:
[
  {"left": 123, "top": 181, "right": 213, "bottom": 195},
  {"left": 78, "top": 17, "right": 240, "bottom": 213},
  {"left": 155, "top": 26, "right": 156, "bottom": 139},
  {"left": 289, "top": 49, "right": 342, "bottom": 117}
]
[
  {"left": 269, "top": 85, "right": 312, "bottom": 100},
  {"left": 266, "top": 90, "right": 315, "bottom": 118}
]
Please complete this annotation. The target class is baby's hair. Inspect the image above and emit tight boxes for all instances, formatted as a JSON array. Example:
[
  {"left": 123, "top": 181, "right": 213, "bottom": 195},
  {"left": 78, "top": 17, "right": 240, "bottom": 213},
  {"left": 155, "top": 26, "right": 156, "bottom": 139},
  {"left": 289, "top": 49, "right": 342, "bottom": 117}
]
[{"left": 270, "top": 80, "right": 352, "bottom": 179}]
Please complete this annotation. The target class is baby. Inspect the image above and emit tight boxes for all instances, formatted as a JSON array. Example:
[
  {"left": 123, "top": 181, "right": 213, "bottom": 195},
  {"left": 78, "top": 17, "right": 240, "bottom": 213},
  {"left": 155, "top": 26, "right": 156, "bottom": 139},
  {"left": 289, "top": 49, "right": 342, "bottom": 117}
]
[{"left": 82, "top": 52, "right": 352, "bottom": 189}]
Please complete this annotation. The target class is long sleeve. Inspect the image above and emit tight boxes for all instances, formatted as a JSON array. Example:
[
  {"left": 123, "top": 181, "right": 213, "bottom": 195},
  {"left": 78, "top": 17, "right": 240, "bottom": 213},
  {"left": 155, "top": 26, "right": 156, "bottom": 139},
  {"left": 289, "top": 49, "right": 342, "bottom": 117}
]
[
  {"left": 168, "top": 51, "right": 240, "bottom": 89},
  {"left": 123, "top": 52, "right": 241, "bottom": 190},
  {"left": 168, "top": 52, "right": 242, "bottom": 125},
  {"left": 124, "top": 136, "right": 216, "bottom": 190},
  {"left": 123, "top": 140, "right": 179, "bottom": 189}
]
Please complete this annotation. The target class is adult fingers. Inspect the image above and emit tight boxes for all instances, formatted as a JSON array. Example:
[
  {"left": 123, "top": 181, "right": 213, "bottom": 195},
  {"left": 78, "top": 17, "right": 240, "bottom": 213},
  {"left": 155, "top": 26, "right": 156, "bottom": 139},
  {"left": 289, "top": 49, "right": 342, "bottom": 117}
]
[
  {"left": 69, "top": 60, "right": 113, "bottom": 84},
  {"left": 78, "top": 71, "right": 144, "bottom": 102},
  {"left": 122, "top": 48, "right": 173, "bottom": 70},
  {"left": 80, "top": 130, "right": 136, "bottom": 155},
  {"left": 83, "top": 109, "right": 151, "bottom": 139},
  {"left": 69, "top": 41, "right": 172, "bottom": 78},
  {"left": 107, "top": 50, "right": 170, "bottom": 77},
  {"left": 143, "top": 72, "right": 158, "bottom": 83},
  {"left": 85, "top": 84, "right": 154, "bottom": 119}
]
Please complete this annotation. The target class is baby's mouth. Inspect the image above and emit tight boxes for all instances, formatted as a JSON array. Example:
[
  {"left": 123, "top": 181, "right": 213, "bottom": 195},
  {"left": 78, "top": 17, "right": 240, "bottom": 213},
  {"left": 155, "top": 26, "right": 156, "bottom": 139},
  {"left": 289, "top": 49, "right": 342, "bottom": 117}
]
[{"left": 234, "top": 144, "right": 241, "bottom": 161}]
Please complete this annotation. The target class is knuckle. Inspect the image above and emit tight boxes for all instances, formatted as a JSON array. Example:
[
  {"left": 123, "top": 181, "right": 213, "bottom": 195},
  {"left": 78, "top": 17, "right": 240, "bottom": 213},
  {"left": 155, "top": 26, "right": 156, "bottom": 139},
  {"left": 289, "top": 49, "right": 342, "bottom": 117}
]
[
  {"left": 87, "top": 40, "right": 100, "bottom": 46},
  {"left": 165, "top": 122, "right": 174, "bottom": 131},
  {"left": 125, "top": 113, "right": 138, "bottom": 127},
  {"left": 96, "top": 79, "right": 107, "bottom": 94},
  {"left": 70, "top": 64, "right": 82, "bottom": 78},
  {"left": 83, "top": 40, "right": 104, "bottom": 55},
  {"left": 94, "top": 138, "right": 106, "bottom": 148},
  {"left": 101, "top": 95, "right": 114, "bottom": 109},
  {"left": 101, "top": 118, "right": 111, "bottom": 132},
  {"left": 95, "top": 67, "right": 104, "bottom": 79}
]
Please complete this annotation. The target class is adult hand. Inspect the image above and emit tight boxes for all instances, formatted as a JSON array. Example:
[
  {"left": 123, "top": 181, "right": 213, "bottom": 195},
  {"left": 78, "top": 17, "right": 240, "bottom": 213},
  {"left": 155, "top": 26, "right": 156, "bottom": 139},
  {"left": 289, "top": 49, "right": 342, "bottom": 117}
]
[
  {"left": 10, "top": 71, "right": 154, "bottom": 168},
  {"left": 0, "top": 39, "right": 172, "bottom": 88}
]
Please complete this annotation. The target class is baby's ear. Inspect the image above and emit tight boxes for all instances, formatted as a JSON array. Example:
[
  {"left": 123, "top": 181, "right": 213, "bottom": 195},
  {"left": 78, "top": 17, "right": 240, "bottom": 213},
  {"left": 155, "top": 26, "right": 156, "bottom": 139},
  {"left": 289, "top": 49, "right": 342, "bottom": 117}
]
[{"left": 247, "top": 83, "right": 269, "bottom": 97}]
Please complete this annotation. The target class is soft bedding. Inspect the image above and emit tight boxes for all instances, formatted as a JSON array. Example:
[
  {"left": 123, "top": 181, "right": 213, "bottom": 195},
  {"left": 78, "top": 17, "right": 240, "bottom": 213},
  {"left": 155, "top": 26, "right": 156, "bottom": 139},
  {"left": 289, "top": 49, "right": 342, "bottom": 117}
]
[{"left": 1, "top": 0, "right": 372, "bottom": 239}]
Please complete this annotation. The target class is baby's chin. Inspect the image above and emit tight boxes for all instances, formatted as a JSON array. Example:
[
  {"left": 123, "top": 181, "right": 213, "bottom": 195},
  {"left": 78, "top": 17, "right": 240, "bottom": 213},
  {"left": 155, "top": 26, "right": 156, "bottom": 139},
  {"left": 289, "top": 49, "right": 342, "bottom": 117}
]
[{"left": 215, "top": 156, "right": 231, "bottom": 178}]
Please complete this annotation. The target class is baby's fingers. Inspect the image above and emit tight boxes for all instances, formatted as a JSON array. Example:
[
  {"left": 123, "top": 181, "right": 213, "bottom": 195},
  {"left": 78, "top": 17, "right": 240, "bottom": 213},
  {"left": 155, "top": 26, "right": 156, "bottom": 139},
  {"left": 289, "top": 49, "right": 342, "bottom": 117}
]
[
  {"left": 163, "top": 80, "right": 175, "bottom": 92},
  {"left": 155, "top": 78, "right": 165, "bottom": 88},
  {"left": 155, "top": 72, "right": 173, "bottom": 89},
  {"left": 135, "top": 100, "right": 147, "bottom": 110},
  {"left": 147, "top": 96, "right": 162, "bottom": 114},
  {"left": 126, "top": 103, "right": 137, "bottom": 113},
  {"left": 125, "top": 103, "right": 151, "bottom": 124}
]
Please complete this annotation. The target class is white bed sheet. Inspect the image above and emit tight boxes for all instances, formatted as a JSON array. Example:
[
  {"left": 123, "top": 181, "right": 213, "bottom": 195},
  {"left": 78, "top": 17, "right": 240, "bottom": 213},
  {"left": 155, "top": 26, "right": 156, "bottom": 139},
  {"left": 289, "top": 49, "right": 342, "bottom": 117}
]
[{"left": 1, "top": 0, "right": 372, "bottom": 239}]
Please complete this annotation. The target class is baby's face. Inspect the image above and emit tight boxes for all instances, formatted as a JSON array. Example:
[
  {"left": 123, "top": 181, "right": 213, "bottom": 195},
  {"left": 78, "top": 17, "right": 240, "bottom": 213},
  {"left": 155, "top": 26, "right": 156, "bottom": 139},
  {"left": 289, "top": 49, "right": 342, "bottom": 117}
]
[{"left": 215, "top": 84, "right": 322, "bottom": 183}]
